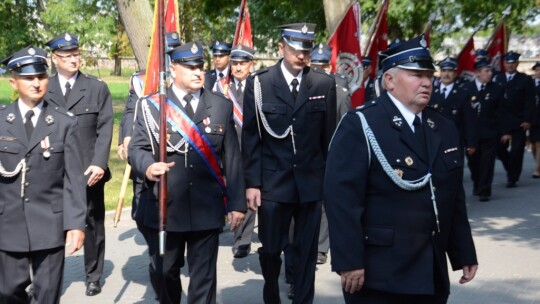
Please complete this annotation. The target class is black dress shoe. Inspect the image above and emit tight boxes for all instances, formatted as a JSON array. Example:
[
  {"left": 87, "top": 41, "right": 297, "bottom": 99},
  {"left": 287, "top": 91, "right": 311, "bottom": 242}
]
[
  {"left": 86, "top": 281, "right": 101, "bottom": 296},
  {"left": 533, "top": 174, "right": 540, "bottom": 179},
  {"left": 317, "top": 252, "right": 327, "bottom": 264},
  {"left": 233, "top": 249, "right": 249, "bottom": 258},
  {"left": 506, "top": 182, "right": 517, "bottom": 188},
  {"left": 479, "top": 195, "right": 490, "bottom": 202},
  {"left": 287, "top": 284, "right": 294, "bottom": 300}
]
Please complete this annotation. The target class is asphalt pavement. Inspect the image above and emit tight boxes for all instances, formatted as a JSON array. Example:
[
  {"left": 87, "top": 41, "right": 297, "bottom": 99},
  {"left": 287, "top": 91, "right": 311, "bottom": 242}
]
[{"left": 60, "top": 153, "right": 540, "bottom": 303}]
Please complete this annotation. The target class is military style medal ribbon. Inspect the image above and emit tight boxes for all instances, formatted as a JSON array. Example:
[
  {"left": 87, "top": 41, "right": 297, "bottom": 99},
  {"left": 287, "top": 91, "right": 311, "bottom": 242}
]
[
  {"left": 147, "top": 95, "right": 227, "bottom": 208},
  {"left": 216, "top": 79, "right": 243, "bottom": 128}
]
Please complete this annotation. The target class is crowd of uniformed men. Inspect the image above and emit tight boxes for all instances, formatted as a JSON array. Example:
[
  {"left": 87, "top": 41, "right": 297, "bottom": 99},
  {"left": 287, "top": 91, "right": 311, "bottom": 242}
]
[{"left": 0, "top": 21, "right": 539, "bottom": 304}]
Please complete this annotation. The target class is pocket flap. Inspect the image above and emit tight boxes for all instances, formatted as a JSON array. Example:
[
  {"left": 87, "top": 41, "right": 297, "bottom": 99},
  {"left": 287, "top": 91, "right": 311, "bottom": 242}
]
[
  {"left": 262, "top": 103, "right": 287, "bottom": 114},
  {"left": 365, "top": 226, "right": 394, "bottom": 246}
]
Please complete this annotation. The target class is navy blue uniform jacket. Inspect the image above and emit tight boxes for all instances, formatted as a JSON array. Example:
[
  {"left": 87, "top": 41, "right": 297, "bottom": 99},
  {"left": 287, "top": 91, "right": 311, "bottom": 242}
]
[
  {"left": 324, "top": 93, "right": 477, "bottom": 295},
  {"left": 242, "top": 62, "right": 337, "bottom": 203}
]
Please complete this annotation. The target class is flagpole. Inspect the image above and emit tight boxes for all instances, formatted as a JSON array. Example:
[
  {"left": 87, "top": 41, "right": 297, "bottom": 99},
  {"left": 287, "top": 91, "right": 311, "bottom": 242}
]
[
  {"left": 222, "top": 0, "right": 247, "bottom": 98},
  {"left": 363, "top": 0, "right": 386, "bottom": 56},
  {"left": 157, "top": 0, "right": 168, "bottom": 257}
]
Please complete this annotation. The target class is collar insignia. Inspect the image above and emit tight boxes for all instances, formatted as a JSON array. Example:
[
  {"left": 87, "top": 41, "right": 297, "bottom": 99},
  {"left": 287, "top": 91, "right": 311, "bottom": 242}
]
[
  {"left": 427, "top": 118, "right": 435, "bottom": 129},
  {"left": 6, "top": 113, "right": 15, "bottom": 123},
  {"left": 45, "top": 115, "right": 54, "bottom": 125},
  {"left": 392, "top": 116, "right": 403, "bottom": 127}
]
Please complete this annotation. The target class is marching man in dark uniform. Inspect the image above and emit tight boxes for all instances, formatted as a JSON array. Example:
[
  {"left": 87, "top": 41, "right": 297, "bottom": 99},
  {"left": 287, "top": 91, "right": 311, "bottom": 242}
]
[
  {"left": 0, "top": 46, "right": 86, "bottom": 303},
  {"left": 45, "top": 32, "right": 113, "bottom": 296},
  {"left": 493, "top": 51, "right": 536, "bottom": 188},
  {"left": 429, "top": 57, "right": 478, "bottom": 157},
  {"left": 204, "top": 41, "right": 232, "bottom": 91},
  {"left": 228, "top": 44, "right": 257, "bottom": 259},
  {"left": 325, "top": 35, "right": 478, "bottom": 303},
  {"left": 464, "top": 59, "right": 506, "bottom": 201},
  {"left": 531, "top": 61, "right": 540, "bottom": 178},
  {"left": 242, "top": 23, "right": 337, "bottom": 303},
  {"left": 128, "top": 41, "right": 246, "bottom": 303},
  {"left": 362, "top": 56, "right": 376, "bottom": 103}
]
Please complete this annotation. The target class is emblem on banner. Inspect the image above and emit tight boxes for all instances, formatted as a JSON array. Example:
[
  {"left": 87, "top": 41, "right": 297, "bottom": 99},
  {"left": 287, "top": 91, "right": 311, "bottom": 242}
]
[{"left": 337, "top": 52, "right": 363, "bottom": 94}]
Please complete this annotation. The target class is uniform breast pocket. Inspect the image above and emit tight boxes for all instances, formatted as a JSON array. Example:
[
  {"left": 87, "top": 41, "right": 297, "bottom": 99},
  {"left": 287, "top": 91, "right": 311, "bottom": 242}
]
[
  {"left": 73, "top": 104, "right": 99, "bottom": 127},
  {"left": 203, "top": 124, "right": 225, "bottom": 150},
  {"left": 441, "top": 152, "right": 463, "bottom": 171},
  {"left": 0, "top": 141, "right": 21, "bottom": 167},
  {"left": 40, "top": 142, "right": 65, "bottom": 173},
  {"left": 262, "top": 103, "right": 288, "bottom": 130},
  {"left": 305, "top": 101, "right": 326, "bottom": 113}
]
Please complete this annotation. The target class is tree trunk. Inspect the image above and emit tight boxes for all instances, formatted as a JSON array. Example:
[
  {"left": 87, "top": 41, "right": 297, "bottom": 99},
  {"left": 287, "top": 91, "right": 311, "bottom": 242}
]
[
  {"left": 113, "top": 55, "right": 122, "bottom": 76},
  {"left": 323, "top": 0, "right": 353, "bottom": 36},
  {"left": 115, "top": 0, "right": 153, "bottom": 70}
]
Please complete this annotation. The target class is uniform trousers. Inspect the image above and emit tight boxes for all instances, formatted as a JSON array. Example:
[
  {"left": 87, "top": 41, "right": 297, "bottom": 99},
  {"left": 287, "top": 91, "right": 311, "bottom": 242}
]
[
  {"left": 497, "top": 129, "right": 527, "bottom": 183},
  {"left": 468, "top": 138, "right": 498, "bottom": 196},
  {"left": 257, "top": 200, "right": 321, "bottom": 304},
  {"left": 232, "top": 208, "right": 256, "bottom": 253},
  {"left": 0, "top": 247, "right": 64, "bottom": 304},
  {"left": 84, "top": 182, "right": 106, "bottom": 283},
  {"left": 145, "top": 228, "right": 219, "bottom": 304}
]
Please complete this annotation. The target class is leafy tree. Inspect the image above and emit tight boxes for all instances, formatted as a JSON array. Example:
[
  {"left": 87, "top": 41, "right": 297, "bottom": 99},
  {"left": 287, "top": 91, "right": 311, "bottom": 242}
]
[{"left": 0, "top": 1, "right": 41, "bottom": 59}]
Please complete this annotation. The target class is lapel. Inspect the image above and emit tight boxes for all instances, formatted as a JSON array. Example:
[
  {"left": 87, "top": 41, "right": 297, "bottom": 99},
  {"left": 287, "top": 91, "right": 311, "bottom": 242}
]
[
  {"left": 66, "top": 72, "right": 85, "bottom": 109},
  {"left": 6, "top": 103, "right": 29, "bottom": 148},
  {"left": 422, "top": 110, "right": 442, "bottom": 168},
  {"left": 380, "top": 94, "right": 430, "bottom": 165},
  {"left": 46, "top": 75, "right": 66, "bottom": 108},
  {"left": 293, "top": 67, "right": 313, "bottom": 114},
  {"left": 27, "top": 102, "right": 54, "bottom": 153},
  {"left": 272, "top": 62, "right": 296, "bottom": 109},
  {"left": 193, "top": 89, "right": 211, "bottom": 124}
]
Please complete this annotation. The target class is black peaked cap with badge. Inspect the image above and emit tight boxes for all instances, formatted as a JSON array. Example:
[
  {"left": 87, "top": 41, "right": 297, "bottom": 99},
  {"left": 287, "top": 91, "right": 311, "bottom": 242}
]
[
  {"left": 230, "top": 44, "right": 256, "bottom": 62},
  {"left": 166, "top": 32, "right": 182, "bottom": 51},
  {"left": 168, "top": 41, "right": 205, "bottom": 66},
  {"left": 1, "top": 46, "right": 48, "bottom": 75},
  {"left": 310, "top": 43, "right": 332, "bottom": 65},
  {"left": 211, "top": 41, "right": 232, "bottom": 55},
  {"left": 438, "top": 57, "right": 458, "bottom": 70},
  {"left": 504, "top": 51, "right": 520, "bottom": 63},
  {"left": 46, "top": 32, "right": 79, "bottom": 52},
  {"left": 379, "top": 34, "right": 435, "bottom": 72},
  {"left": 278, "top": 23, "right": 316, "bottom": 51}
]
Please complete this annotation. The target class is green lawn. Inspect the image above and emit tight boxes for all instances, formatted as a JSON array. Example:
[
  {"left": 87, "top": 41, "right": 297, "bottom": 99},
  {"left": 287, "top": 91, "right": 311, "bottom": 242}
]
[{"left": 1, "top": 75, "right": 133, "bottom": 212}]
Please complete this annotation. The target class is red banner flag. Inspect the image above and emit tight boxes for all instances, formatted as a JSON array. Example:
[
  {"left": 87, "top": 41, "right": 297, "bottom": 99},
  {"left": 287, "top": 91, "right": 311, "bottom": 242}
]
[
  {"left": 486, "top": 21, "right": 508, "bottom": 74},
  {"left": 143, "top": 0, "right": 179, "bottom": 95},
  {"left": 234, "top": 0, "right": 253, "bottom": 48},
  {"left": 456, "top": 35, "right": 476, "bottom": 80},
  {"left": 328, "top": 1, "right": 365, "bottom": 107},
  {"left": 366, "top": 0, "right": 389, "bottom": 79}
]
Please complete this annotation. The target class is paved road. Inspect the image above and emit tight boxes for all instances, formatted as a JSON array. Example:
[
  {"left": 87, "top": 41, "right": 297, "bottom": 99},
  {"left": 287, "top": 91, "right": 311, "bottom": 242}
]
[{"left": 60, "top": 153, "right": 540, "bottom": 303}]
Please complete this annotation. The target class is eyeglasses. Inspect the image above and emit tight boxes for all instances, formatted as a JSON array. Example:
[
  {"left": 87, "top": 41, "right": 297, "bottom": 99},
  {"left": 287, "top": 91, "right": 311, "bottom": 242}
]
[{"left": 54, "top": 53, "right": 81, "bottom": 61}]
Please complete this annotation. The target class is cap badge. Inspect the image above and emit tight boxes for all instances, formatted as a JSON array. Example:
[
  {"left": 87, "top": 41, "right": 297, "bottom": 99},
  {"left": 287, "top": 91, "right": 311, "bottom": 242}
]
[
  {"left": 172, "top": 33, "right": 178, "bottom": 39},
  {"left": 45, "top": 115, "right": 54, "bottom": 125},
  {"left": 65, "top": 33, "right": 72, "bottom": 41},
  {"left": 6, "top": 113, "right": 15, "bottom": 123},
  {"left": 28, "top": 47, "right": 36, "bottom": 56},
  {"left": 237, "top": 45, "right": 243, "bottom": 50},
  {"left": 215, "top": 41, "right": 220, "bottom": 45},
  {"left": 420, "top": 36, "right": 427, "bottom": 48},
  {"left": 392, "top": 116, "right": 403, "bottom": 127},
  {"left": 191, "top": 43, "right": 199, "bottom": 54},
  {"left": 301, "top": 24, "right": 308, "bottom": 34}
]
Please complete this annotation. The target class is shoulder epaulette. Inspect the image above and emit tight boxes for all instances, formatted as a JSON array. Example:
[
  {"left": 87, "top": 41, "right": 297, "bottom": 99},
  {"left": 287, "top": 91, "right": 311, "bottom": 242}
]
[
  {"left": 356, "top": 100, "right": 377, "bottom": 111},
  {"left": 311, "top": 67, "right": 333, "bottom": 79},
  {"left": 83, "top": 73, "right": 103, "bottom": 82},
  {"left": 251, "top": 67, "right": 269, "bottom": 77}
]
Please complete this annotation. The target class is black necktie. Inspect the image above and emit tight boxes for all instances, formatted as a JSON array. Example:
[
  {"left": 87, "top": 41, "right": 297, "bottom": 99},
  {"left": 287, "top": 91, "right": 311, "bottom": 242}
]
[
  {"left": 413, "top": 115, "right": 428, "bottom": 160},
  {"left": 183, "top": 94, "right": 195, "bottom": 119},
  {"left": 291, "top": 79, "right": 299, "bottom": 101},
  {"left": 441, "top": 87, "right": 447, "bottom": 98},
  {"left": 25, "top": 110, "right": 35, "bottom": 139},
  {"left": 480, "top": 84, "right": 485, "bottom": 92},
  {"left": 218, "top": 72, "right": 224, "bottom": 79},
  {"left": 237, "top": 82, "right": 243, "bottom": 97},
  {"left": 507, "top": 75, "right": 513, "bottom": 82},
  {"left": 65, "top": 82, "right": 72, "bottom": 102}
]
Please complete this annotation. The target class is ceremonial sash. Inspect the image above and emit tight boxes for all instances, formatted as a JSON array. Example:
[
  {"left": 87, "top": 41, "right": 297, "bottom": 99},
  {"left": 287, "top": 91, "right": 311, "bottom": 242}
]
[
  {"left": 147, "top": 95, "right": 227, "bottom": 207},
  {"left": 216, "top": 79, "right": 243, "bottom": 128}
]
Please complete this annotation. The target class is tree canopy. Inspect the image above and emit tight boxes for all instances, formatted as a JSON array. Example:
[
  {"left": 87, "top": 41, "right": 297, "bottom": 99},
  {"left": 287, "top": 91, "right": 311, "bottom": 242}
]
[{"left": 0, "top": 0, "right": 538, "bottom": 68}]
